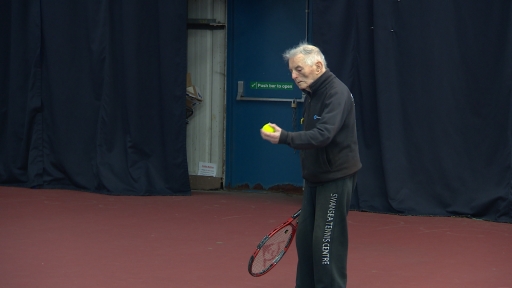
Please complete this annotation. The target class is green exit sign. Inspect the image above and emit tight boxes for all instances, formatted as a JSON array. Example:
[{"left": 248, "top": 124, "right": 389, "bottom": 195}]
[{"left": 250, "top": 82, "right": 294, "bottom": 90}]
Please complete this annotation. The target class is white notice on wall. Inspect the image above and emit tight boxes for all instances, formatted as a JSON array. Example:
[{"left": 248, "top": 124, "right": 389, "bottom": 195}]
[{"left": 197, "top": 162, "right": 217, "bottom": 177}]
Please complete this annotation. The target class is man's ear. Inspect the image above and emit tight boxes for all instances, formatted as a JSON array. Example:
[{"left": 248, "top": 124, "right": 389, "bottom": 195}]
[{"left": 315, "top": 61, "right": 324, "bottom": 73}]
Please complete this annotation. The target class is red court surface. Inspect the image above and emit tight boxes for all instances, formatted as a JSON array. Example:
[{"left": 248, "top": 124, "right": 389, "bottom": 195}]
[{"left": 1, "top": 187, "right": 511, "bottom": 288}]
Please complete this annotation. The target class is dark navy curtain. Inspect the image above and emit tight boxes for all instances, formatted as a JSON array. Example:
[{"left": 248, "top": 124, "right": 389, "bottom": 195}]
[
  {"left": 0, "top": 0, "right": 191, "bottom": 195},
  {"left": 312, "top": 0, "right": 512, "bottom": 222}
]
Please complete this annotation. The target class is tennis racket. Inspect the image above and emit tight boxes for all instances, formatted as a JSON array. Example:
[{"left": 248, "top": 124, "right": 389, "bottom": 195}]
[{"left": 248, "top": 209, "right": 301, "bottom": 277}]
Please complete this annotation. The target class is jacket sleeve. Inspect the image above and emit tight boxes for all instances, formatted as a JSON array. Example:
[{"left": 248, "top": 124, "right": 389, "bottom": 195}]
[{"left": 278, "top": 89, "right": 350, "bottom": 149}]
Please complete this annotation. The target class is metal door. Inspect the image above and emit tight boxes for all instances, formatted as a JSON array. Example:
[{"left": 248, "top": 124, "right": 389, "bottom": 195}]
[{"left": 225, "top": 0, "right": 309, "bottom": 191}]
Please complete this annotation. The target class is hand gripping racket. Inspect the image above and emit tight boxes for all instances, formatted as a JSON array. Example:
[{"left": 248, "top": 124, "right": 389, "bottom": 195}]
[{"left": 248, "top": 209, "right": 301, "bottom": 277}]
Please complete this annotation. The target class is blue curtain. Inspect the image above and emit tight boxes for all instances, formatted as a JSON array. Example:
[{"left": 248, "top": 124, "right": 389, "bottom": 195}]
[
  {"left": 312, "top": 0, "right": 512, "bottom": 222},
  {"left": 0, "top": 0, "right": 191, "bottom": 195}
]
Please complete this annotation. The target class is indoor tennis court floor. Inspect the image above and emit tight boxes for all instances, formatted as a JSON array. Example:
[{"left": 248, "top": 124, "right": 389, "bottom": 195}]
[{"left": 1, "top": 186, "right": 511, "bottom": 288}]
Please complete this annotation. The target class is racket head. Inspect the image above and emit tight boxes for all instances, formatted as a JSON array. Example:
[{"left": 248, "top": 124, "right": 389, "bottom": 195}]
[{"left": 248, "top": 221, "right": 297, "bottom": 277}]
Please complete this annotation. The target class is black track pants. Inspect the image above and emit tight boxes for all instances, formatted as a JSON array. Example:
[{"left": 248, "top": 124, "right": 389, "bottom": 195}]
[{"left": 295, "top": 174, "right": 356, "bottom": 288}]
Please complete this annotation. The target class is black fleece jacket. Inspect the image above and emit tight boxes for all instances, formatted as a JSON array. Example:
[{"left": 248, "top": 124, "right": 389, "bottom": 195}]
[{"left": 278, "top": 69, "right": 362, "bottom": 183}]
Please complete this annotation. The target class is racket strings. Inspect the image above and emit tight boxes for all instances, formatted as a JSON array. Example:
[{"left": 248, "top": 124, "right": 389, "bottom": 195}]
[{"left": 250, "top": 224, "right": 294, "bottom": 274}]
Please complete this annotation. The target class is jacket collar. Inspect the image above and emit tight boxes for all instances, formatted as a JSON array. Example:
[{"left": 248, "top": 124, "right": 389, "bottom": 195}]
[{"left": 302, "top": 69, "right": 333, "bottom": 97}]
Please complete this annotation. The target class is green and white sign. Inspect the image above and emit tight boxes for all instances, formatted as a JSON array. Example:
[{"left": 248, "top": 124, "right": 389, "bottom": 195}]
[{"left": 250, "top": 82, "right": 294, "bottom": 90}]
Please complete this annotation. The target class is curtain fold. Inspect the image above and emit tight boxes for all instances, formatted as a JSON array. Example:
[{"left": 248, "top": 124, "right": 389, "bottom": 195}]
[
  {"left": 312, "top": 0, "right": 512, "bottom": 222},
  {"left": 0, "top": 0, "right": 190, "bottom": 196},
  {"left": 0, "top": 0, "right": 43, "bottom": 187}
]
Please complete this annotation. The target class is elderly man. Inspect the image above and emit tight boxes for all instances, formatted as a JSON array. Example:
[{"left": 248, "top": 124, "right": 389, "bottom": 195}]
[{"left": 260, "top": 43, "right": 361, "bottom": 288}]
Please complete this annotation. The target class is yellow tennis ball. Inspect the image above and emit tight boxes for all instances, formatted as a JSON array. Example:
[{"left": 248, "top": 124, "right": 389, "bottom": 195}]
[{"left": 262, "top": 123, "right": 275, "bottom": 133}]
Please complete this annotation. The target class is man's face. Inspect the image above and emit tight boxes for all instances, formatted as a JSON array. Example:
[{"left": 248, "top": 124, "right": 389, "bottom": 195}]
[{"left": 288, "top": 54, "right": 321, "bottom": 91}]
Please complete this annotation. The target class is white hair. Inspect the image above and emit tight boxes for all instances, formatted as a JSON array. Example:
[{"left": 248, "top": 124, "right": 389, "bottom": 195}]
[{"left": 283, "top": 42, "right": 327, "bottom": 68}]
